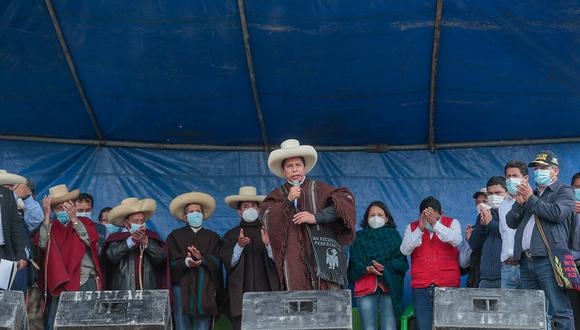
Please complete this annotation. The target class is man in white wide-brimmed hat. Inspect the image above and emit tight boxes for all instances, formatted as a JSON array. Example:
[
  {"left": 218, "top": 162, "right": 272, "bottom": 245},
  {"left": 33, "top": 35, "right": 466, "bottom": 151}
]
[
  {"left": 0, "top": 170, "right": 43, "bottom": 232},
  {"left": 0, "top": 171, "right": 28, "bottom": 283},
  {"left": 261, "top": 138, "right": 357, "bottom": 291},
  {"left": 221, "top": 186, "right": 279, "bottom": 330},
  {"left": 166, "top": 191, "right": 223, "bottom": 330},
  {"left": 101, "top": 197, "right": 169, "bottom": 291},
  {"left": 38, "top": 184, "right": 104, "bottom": 327},
  {"left": 0, "top": 170, "right": 43, "bottom": 294}
]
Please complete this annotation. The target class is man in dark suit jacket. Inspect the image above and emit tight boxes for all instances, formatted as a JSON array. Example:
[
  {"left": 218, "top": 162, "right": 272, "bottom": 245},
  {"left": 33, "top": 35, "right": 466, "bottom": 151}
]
[
  {"left": 507, "top": 151, "right": 575, "bottom": 330},
  {"left": 0, "top": 185, "right": 27, "bottom": 271}
]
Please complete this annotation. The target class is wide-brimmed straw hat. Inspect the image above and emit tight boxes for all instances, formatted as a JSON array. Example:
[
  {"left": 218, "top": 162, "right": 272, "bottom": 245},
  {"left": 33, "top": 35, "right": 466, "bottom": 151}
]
[
  {"left": 224, "top": 186, "right": 265, "bottom": 209},
  {"left": 49, "top": 184, "right": 80, "bottom": 205},
  {"left": 0, "top": 170, "right": 27, "bottom": 186},
  {"left": 169, "top": 192, "right": 216, "bottom": 221},
  {"left": 108, "top": 197, "right": 157, "bottom": 226},
  {"left": 267, "top": 139, "right": 318, "bottom": 179}
]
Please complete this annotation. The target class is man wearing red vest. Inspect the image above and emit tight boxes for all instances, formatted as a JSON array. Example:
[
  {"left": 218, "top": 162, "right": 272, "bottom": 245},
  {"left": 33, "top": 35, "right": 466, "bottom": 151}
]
[{"left": 400, "top": 196, "right": 462, "bottom": 330}]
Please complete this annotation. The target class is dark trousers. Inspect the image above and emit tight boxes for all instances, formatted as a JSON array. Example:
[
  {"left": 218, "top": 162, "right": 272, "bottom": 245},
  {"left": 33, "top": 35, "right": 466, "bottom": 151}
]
[
  {"left": 569, "top": 290, "right": 580, "bottom": 330},
  {"left": 412, "top": 286, "right": 435, "bottom": 330},
  {"left": 520, "top": 256, "right": 575, "bottom": 330},
  {"left": 232, "top": 315, "right": 242, "bottom": 330},
  {"left": 45, "top": 276, "right": 97, "bottom": 330},
  {"left": 0, "top": 244, "right": 6, "bottom": 258}
]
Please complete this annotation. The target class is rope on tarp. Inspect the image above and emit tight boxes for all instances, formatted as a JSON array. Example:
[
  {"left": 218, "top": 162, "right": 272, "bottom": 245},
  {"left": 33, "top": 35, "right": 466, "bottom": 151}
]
[
  {"left": 45, "top": 0, "right": 105, "bottom": 144},
  {"left": 428, "top": 0, "right": 444, "bottom": 153},
  {"left": 0, "top": 134, "right": 579, "bottom": 152},
  {"left": 237, "top": 0, "right": 270, "bottom": 154}
]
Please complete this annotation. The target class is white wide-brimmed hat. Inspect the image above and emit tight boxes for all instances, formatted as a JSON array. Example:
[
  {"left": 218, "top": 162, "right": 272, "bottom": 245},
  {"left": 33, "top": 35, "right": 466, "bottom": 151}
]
[
  {"left": 0, "top": 170, "right": 27, "bottom": 185},
  {"left": 108, "top": 197, "right": 157, "bottom": 226},
  {"left": 267, "top": 139, "right": 318, "bottom": 179},
  {"left": 224, "top": 186, "right": 265, "bottom": 209},
  {"left": 49, "top": 184, "right": 80, "bottom": 206},
  {"left": 169, "top": 192, "right": 216, "bottom": 221}
]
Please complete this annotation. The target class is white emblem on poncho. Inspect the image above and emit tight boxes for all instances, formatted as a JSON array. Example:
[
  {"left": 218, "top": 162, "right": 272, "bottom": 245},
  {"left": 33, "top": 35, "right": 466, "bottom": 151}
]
[{"left": 326, "top": 248, "right": 339, "bottom": 270}]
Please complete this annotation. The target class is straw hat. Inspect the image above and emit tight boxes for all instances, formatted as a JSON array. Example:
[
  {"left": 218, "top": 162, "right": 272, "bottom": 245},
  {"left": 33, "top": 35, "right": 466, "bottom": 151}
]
[
  {"left": 267, "top": 139, "right": 318, "bottom": 179},
  {"left": 169, "top": 192, "right": 216, "bottom": 221},
  {"left": 224, "top": 186, "right": 265, "bottom": 209},
  {"left": 108, "top": 197, "right": 157, "bottom": 226},
  {"left": 49, "top": 184, "right": 80, "bottom": 205},
  {"left": 0, "top": 170, "right": 27, "bottom": 185}
]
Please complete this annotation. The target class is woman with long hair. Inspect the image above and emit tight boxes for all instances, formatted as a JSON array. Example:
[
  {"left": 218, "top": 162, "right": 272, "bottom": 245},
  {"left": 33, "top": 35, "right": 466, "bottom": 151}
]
[{"left": 349, "top": 201, "right": 409, "bottom": 330}]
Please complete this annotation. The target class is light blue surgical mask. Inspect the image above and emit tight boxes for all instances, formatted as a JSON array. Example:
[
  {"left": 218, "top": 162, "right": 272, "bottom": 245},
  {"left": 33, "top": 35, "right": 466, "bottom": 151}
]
[
  {"left": 55, "top": 211, "right": 70, "bottom": 225},
  {"left": 506, "top": 178, "right": 522, "bottom": 195},
  {"left": 187, "top": 211, "right": 204, "bottom": 228},
  {"left": 129, "top": 223, "right": 144, "bottom": 233},
  {"left": 76, "top": 212, "right": 92, "bottom": 220},
  {"left": 534, "top": 169, "right": 552, "bottom": 186},
  {"left": 575, "top": 188, "right": 580, "bottom": 202},
  {"left": 105, "top": 223, "right": 122, "bottom": 236},
  {"left": 425, "top": 222, "right": 434, "bottom": 233}
]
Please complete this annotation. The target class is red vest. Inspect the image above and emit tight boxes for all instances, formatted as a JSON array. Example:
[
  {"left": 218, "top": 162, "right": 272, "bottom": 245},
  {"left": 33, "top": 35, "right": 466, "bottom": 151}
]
[{"left": 409, "top": 216, "right": 460, "bottom": 288}]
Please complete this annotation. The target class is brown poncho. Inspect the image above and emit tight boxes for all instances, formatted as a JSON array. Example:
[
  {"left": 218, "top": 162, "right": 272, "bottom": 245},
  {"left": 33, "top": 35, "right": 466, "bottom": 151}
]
[{"left": 260, "top": 178, "right": 356, "bottom": 290}]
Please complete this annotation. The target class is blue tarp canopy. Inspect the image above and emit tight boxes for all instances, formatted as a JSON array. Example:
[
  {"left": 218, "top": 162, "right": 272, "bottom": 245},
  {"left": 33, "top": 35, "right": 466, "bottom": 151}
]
[
  {"left": 1, "top": 0, "right": 579, "bottom": 148},
  {"left": 1, "top": 0, "right": 579, "bottom": 306}
]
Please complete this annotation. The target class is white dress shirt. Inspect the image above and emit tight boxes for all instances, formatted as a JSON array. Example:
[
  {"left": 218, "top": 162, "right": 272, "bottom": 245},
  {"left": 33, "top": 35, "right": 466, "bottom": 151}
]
[
  {"left": 400, "top": 218, "right": 462, "bottom": 256},
  {"left": 498, "top": 195, "right": 517, "bottom": 261}
]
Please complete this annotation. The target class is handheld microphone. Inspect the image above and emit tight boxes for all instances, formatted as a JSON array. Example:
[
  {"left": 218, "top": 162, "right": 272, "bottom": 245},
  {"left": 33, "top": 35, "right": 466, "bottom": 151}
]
[{"left": 291, "top": 181, "right": 300, "bottom": 211}]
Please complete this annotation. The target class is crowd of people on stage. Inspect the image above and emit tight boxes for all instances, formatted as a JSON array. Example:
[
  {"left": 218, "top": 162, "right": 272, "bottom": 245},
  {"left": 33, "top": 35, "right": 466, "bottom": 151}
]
[{"left": 0, "top": 139, "right": 578, "bottom": 330}]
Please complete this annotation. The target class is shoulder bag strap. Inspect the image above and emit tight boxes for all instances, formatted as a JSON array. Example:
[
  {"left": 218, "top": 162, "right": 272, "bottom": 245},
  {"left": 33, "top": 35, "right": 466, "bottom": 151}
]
[{"left": 534, "top": 215, "right": 564, "bottom": 287}]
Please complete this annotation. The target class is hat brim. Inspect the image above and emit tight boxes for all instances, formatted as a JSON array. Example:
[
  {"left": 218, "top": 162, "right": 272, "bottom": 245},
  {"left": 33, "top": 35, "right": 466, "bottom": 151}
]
[
  {"left": 267, "top": 146, "right": 318, "bottom": 179},
  {"left": 108, "top": 199, "right": 157, "bottom": 226},
  {"left": 528, "top": 160, "right": 553, "bottom": 168},
  {"left": 50, "top": 189, "right": 80, "bottom": 206},
  {"left": 0, "top": 173, "right": 27, "bottom": 186},
  {"left": 224, "top": 195, "right": 265, "bottom": 209},
  {"left": 169, "top": 192, "right": 216, "bottom": 222}
]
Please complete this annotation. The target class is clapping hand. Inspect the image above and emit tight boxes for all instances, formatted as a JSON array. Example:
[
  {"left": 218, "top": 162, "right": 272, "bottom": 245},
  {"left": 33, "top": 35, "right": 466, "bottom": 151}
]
[{"left": 237, "top": 228, "right": 250, "bottom": 247}]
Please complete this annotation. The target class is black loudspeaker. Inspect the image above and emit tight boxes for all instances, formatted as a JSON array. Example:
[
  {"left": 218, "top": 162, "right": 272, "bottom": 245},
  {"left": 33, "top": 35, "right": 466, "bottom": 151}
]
[
  {"left": 241, "top": 290, "right": 352, "bottom": 330},
  {"left": 0, "top": 290, "right": 28, "bottom": 330},
  {"left": 54, "top": 290, "right": 171, "bottom": 329},
  {"left": 433, "top": 287, "right": 546, "bottom": 330}
]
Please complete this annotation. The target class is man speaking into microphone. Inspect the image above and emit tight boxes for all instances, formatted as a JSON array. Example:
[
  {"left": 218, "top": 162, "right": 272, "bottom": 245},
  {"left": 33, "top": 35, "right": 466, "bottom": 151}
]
[{"left": 261, "top": 139, "right": 356, "bottom": 291}]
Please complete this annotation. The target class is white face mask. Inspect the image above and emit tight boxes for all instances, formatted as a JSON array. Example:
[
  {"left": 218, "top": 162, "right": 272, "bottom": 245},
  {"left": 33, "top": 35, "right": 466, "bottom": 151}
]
[
  {"left": 487, "top": 195, "right": 505, "bottom": 209},
  {"left": 242, "top": 208, "right": 259, "bottom": 223},
  {"left": 12, "top": 192, "right": 25, "bottom": 210},
  {"left": 368, "top": 216, "right": 386, "bottom": 229},
  {"left": 16, "top": 198, "right": 25, "bottom": 210}
]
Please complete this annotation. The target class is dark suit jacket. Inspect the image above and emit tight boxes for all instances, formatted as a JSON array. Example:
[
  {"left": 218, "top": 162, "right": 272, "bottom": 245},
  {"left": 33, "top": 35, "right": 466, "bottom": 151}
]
[
  {"left": 507, "top": 179, "right": 575, "bottom": 260},
  {"left": 0, "top": 186, "right": 26, "bottom": 260}
]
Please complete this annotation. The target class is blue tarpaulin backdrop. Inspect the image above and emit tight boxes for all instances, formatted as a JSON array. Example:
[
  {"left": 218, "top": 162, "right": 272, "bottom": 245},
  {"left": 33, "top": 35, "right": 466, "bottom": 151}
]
[
  {"left": 1, "top": 0, "right": 579, "bottom": 312},
  {"left": 1, "top": 139, "right": 579, "bottom": 307}
]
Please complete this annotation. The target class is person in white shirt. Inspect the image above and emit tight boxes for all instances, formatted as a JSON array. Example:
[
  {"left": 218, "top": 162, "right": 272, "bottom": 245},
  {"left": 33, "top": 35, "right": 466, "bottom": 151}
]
[
  {"left": 499, "top": 160, "right": 528, "bottom": 289},
  {"left": 400, "top": 196, "right": 462, "bottom": 330}
]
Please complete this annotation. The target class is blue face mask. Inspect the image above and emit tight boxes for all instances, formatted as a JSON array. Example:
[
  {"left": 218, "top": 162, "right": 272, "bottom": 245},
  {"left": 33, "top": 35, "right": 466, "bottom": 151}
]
[
  {"left": 76, "top": 212, "right": 92, "bottom": 220},
  {"left": 129, "top": 223, "right": 144, "bottom": 233},
  {"left": 575, "top": 188, "right": 580, "bottom": 202},
  {"left": 105, "top": 224, "right": 122, "bottom": 236},
  {"left": 506, "top": 178, "right": 522, "bottom": 195},
  {"left": 534, "top": 169, "right": 552, "bottom": 186},
  {"left": 55, "top": 211, "right": 70, "bottom": 225},
  {"left": 425, "top": 222, "right": 434, "bottom": 233},
  {"left": 186, "top": 211, "right": 204, "bottom": 228}
]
